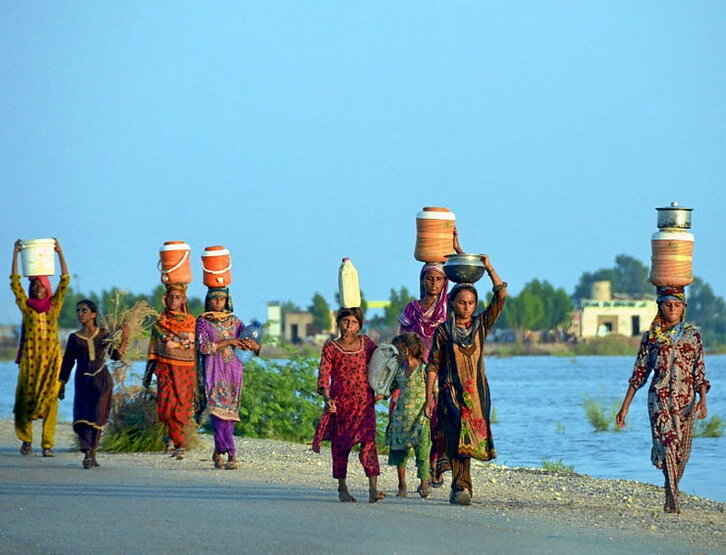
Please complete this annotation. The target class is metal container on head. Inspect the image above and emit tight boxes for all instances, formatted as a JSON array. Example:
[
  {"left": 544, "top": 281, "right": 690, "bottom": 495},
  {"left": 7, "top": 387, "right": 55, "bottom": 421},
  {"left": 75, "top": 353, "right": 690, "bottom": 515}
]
[
  {"left": 443, "top": 253, "right": 486, "bottom": 284},
  {"left": 656, "top": 202, "right": 692, "bottom": 230}
]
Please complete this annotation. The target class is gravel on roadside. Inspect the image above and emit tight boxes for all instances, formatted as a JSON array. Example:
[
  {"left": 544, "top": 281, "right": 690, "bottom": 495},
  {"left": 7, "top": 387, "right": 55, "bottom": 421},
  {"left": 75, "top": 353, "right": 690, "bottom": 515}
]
[{"left": 4, "top": 421, "right": 725, "bottom": 552}]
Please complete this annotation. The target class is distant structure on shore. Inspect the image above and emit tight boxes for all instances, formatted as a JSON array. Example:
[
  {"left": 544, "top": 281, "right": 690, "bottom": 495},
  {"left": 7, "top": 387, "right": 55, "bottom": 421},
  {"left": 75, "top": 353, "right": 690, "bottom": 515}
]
[{"left": 571, "top": 281, "right": 657, "bottom": 339}]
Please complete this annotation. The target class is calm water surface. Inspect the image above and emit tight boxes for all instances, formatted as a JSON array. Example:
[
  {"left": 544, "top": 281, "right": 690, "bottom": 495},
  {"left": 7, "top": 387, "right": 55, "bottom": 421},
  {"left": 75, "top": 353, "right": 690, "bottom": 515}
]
[{"left": 2, "top": 355, "right": 724, "bottom": 502}]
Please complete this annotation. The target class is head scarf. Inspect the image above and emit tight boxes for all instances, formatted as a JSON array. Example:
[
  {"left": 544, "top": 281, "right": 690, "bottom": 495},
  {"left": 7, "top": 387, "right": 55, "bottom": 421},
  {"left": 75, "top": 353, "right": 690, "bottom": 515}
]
[
  {"left": 656, "top": 286, "right": 687, "bottom": 305},
  {"left": 648, "top": 286, "right": 688, "bottom": 345},
  {"left": 26, "top": 276, "right": 53, "bottom": 313},
  {"left": 163, "top": 283, "right": 190, "bottom": 314},
  {"left": 200, "top": 287, "right": 234, "bottom": 322},
  {"left": 398, "top": 263, "right": 450, "bottom": 340}
]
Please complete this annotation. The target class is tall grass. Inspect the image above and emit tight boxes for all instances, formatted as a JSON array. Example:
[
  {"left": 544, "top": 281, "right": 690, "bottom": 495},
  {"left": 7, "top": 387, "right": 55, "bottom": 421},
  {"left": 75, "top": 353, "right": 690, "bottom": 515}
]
[
  {"left": 583, "top": 397, "right": 620, "bottom": 432},
  {"left": 694, "top": 415, "right": 724, "bottom": 438}
]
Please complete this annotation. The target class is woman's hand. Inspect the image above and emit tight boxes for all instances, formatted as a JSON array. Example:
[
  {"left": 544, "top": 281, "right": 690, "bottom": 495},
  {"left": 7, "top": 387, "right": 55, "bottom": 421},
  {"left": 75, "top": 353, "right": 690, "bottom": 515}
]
[
  {"left": 58, "top": 383, "right": 65, "bottom": 400},
  {"left": 480, "top": 254, "right": 491, "bottom": 272},
  {"left": 424, "top": 395, "right": 435, "bottom": 419},
  {"left": 695, "top": 398, "right": 708, "bottom": 420},
  {"left": 14, "top": 240, "right": 22, "bottom": 254},
  {"left": 325, "top": 398, "right": 337, "bottom": 414},
  {"left": 453, "top": 226, "right": 464, "bottom": 254},
  {"left": 615, "top": 407, "right": 628, "bottom": 429},
  {"left": 239, "top": 338, "right": 260, "bottom": 351}
]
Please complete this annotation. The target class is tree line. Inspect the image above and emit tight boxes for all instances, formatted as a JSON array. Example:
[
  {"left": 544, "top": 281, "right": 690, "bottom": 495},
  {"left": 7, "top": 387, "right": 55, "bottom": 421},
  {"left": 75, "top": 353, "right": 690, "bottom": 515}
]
[{"left": 56, "top": 254, "right": 726, "bottom": 347}]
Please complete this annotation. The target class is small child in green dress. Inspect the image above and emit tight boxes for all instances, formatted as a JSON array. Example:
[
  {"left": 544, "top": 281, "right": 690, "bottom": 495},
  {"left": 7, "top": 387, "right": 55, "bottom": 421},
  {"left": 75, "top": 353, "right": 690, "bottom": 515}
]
[{"left": 385, "top": 332, "right": 431, "bottom": 498}]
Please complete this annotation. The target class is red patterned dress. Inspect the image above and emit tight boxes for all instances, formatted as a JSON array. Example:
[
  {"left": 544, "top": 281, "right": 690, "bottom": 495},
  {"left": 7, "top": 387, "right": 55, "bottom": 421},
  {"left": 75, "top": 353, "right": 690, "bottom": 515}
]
[
  {"left": 312, "top": 335, "right": 379, "bottom": 479},
  {"left": 628, "top": 323, "right": 709, "bottom": 509}
]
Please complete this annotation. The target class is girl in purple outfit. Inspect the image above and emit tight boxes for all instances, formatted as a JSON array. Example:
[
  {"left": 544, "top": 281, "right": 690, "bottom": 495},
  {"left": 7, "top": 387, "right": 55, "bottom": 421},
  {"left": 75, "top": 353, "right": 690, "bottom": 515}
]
[{"left": 197, "top": 287, "right": 259, "bottom": 469}]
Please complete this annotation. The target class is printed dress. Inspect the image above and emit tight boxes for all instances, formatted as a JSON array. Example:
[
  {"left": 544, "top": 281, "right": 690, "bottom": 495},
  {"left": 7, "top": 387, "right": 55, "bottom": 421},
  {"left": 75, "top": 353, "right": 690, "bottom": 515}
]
[
  {"left": 628, "top": 324, "right": 709, "bottom": 471},
  {"left": 385, "top": 362, "right": 429, "bottom": 451},
  {"left": 312, "top": 335, "right": 378, "bottom": 453},
  {"left": 10, "top": 274, "right": 69, "bottom": 432},
  {"left": 428, "top": 287, "right": 505, "bottom": 461},
  {"left": 147, "top": 310, "right": 197, "bottom": 448},
  {"left": 196, "top": 315, "right": 244, "bottom": 422}
]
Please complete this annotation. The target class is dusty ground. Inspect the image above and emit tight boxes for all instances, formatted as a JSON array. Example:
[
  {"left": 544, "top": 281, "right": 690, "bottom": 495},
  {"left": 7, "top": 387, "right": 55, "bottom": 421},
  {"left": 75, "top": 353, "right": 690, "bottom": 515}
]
[{"left": 3, "top": 421, "right": 725, "bottom": 554}]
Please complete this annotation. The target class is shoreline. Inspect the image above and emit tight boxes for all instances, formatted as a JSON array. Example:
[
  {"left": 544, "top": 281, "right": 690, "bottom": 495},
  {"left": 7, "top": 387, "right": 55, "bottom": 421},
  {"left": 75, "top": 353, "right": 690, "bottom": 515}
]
[{"left": 2, "top": 420, "right": 724, "bottom": 552}]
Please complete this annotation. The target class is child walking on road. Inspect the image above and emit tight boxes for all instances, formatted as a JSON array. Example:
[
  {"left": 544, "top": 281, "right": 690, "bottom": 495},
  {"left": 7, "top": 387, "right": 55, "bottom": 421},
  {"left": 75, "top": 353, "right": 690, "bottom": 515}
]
[{"left": 385, "top": 332, "right": 431, "bottom": 498}]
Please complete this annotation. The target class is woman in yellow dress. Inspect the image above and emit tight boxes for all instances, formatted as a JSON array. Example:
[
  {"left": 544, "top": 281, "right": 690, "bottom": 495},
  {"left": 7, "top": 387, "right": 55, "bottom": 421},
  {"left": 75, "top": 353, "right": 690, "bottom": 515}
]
[{"left": 10, "top": 238, "right": 70, "bottom": 457}]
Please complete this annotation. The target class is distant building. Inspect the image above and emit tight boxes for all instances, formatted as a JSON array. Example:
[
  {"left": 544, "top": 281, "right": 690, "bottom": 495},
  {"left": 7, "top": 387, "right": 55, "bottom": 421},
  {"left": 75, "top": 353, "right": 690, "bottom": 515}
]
[
  {"left": 572, "top": 281, "right": 657, "bottom": 339},
  {"left": 281, "top": 310, "right": 337, "bottom": 344},
  {"left": 266, "top": 302, "right": 282, "bottom": 342}
]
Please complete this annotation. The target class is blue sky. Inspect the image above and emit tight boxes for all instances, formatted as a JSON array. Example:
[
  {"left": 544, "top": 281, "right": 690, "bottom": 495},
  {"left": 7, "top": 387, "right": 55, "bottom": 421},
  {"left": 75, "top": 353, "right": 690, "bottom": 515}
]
[{"left": 1, "top": 2, "right": 723, "bottom": 324}]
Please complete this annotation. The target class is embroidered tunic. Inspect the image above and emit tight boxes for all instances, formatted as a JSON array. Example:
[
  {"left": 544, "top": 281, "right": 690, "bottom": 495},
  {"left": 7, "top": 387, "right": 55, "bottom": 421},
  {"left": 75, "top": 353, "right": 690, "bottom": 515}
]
[
  {"left": 196, "top": 315, "right": 244, "bottom": 421},
  {"left": 60, "top": 330, "right": 120, "bottom": 432},
  {"left": 428, "top": 288, "right": 505, "bottom": 461}
]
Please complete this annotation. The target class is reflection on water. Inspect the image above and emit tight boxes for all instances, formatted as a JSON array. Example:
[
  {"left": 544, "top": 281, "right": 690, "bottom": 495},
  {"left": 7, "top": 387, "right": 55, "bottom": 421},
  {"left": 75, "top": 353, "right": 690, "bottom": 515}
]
[{"left": 1, "top": 355, "right": 723, "bottom": 502}]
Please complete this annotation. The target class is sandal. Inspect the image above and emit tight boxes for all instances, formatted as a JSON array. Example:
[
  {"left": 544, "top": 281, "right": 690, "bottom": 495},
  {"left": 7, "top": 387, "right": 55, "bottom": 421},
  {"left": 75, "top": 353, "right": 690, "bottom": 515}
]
[
  {"left": 212, "top": 451, "right": 224, "bottom": 469},
  {"left": 224, "top": 457, "right": 238, "bottom": 470},
  {"left": 172, "top": 448, "right": 185, "bottom": 460},
  {"left": 430, "top": 476, "right": 444, "bottom": 488},
  {"left": 20, "top": 442, "right": 32, "bottom": 456},
  {"left": 82, "top": 453, "right": 93, "bottom": 469},
  {"left": 42, "top": 448, "right": 55, "bottom": 458}
]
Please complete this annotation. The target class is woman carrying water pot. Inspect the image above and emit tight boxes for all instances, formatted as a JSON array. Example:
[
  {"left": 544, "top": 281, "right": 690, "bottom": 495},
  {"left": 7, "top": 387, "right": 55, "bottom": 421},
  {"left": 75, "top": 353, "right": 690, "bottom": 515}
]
[{"left": 616, "top": 286, "right": 709, "bottom": 514}]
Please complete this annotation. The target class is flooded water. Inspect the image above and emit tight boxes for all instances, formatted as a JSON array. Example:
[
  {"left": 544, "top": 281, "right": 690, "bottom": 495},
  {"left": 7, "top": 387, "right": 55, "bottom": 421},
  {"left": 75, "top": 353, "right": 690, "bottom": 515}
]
[{"left": 2, "top": 355, "right": 724, "bottom": 502}]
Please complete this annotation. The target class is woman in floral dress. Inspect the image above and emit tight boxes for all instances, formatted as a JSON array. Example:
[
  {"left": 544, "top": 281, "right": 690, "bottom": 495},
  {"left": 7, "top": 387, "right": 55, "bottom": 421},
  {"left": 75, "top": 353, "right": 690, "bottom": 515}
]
[
  {"left": 425, "top": 255, "right": 506, "bottom": 506},
  {"left": 312, "top": 307, "right": 386, "bottom": 503},
  {"left": 616, "top": 286, "right": 709, "bottom": 514},
  {"left": 196, "top": 287, "right": 259, "bottom": 470}
]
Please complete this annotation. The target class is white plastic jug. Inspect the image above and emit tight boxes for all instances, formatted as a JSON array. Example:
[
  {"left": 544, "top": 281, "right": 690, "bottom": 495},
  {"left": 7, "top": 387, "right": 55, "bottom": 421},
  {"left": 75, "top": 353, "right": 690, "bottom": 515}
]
[
  {"left": 21, "top": 238, "right": 56, "bottom": 276},
  {"left": 338, "top": 258, "right": 361, "bottom": 308}
]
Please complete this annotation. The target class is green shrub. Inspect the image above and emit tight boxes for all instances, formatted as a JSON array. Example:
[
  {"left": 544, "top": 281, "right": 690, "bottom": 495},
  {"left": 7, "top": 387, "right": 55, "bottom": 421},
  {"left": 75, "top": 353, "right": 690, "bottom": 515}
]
[
  {"left": 694, "top": 415, "right": 724, "bottom": 438},
  {"left": 236, "top": 346, "right": 321, "bottom": 442},
  {"left": 540, "top": 457, "right": 575, "bottom": 474},
  {"left": 583, "top": 397, "right": 620, "bottom": 432}
]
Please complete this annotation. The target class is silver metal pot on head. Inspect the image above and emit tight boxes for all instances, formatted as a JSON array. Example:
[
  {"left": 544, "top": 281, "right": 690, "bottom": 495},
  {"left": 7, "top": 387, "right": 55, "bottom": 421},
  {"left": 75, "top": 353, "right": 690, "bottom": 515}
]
[
  {"left": 443, "top": 254, "right": 486, "bottom": 284},
  {"left": 656, "top": 201, "right": 692, "bottom": 229}
]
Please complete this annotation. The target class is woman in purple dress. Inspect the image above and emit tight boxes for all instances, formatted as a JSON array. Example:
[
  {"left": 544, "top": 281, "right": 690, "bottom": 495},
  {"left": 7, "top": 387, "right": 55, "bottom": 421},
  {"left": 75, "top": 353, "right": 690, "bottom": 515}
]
[{"left": 196, "top": 287, "right": 259, "bottom": 470}]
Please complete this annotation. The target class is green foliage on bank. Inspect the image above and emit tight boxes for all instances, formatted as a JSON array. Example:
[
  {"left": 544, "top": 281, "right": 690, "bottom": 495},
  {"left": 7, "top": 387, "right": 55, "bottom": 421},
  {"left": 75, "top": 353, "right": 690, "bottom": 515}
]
[
  {"left": 694, "top": 415, "right": 724, "bottom": 438},
  {"left": 540, "top": 457, "right": 576, "bottom": 474},
  {"left": 236, "top": 347, "right": 321, "bottom": 442}
]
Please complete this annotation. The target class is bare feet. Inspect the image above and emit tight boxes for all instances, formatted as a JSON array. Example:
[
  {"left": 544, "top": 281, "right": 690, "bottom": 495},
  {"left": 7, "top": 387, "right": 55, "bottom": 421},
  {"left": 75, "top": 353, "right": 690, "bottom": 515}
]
[
  {"left": 224, "top": 456, "right": 238, "bottom": 470},
  {"left": 396, "top": 484, "right": 408, "bottom": 497},
  {"left": 338, "top": 485, "right": 357, "bottom": 502},
  {"left": 212, "top": 450, "right": 224, "bottom": 469},
  {"left": 417, "top": 481, "right": 430, "bottom": 498},
  {"left": 369, "top": 488, "right": 387, "bottom": 503}
]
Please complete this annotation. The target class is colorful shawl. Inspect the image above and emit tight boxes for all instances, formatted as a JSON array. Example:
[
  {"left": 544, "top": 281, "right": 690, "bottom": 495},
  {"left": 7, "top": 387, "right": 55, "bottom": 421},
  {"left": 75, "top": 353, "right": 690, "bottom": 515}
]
[
  {"left": 148, "top": 310, "right": 197, "bottom": 366},
  {"left": 398, "top": 263, "right": 449, "bottom": 341}
]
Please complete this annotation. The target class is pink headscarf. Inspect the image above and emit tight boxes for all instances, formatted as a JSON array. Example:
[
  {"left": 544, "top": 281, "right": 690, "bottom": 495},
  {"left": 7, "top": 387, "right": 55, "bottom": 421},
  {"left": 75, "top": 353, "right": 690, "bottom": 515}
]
[
  {"left": 26, "top": 276, "right": 53, "bottom": 313},
  {"left": 398, "top": 263, "right": 450, "bottom": 345}
]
